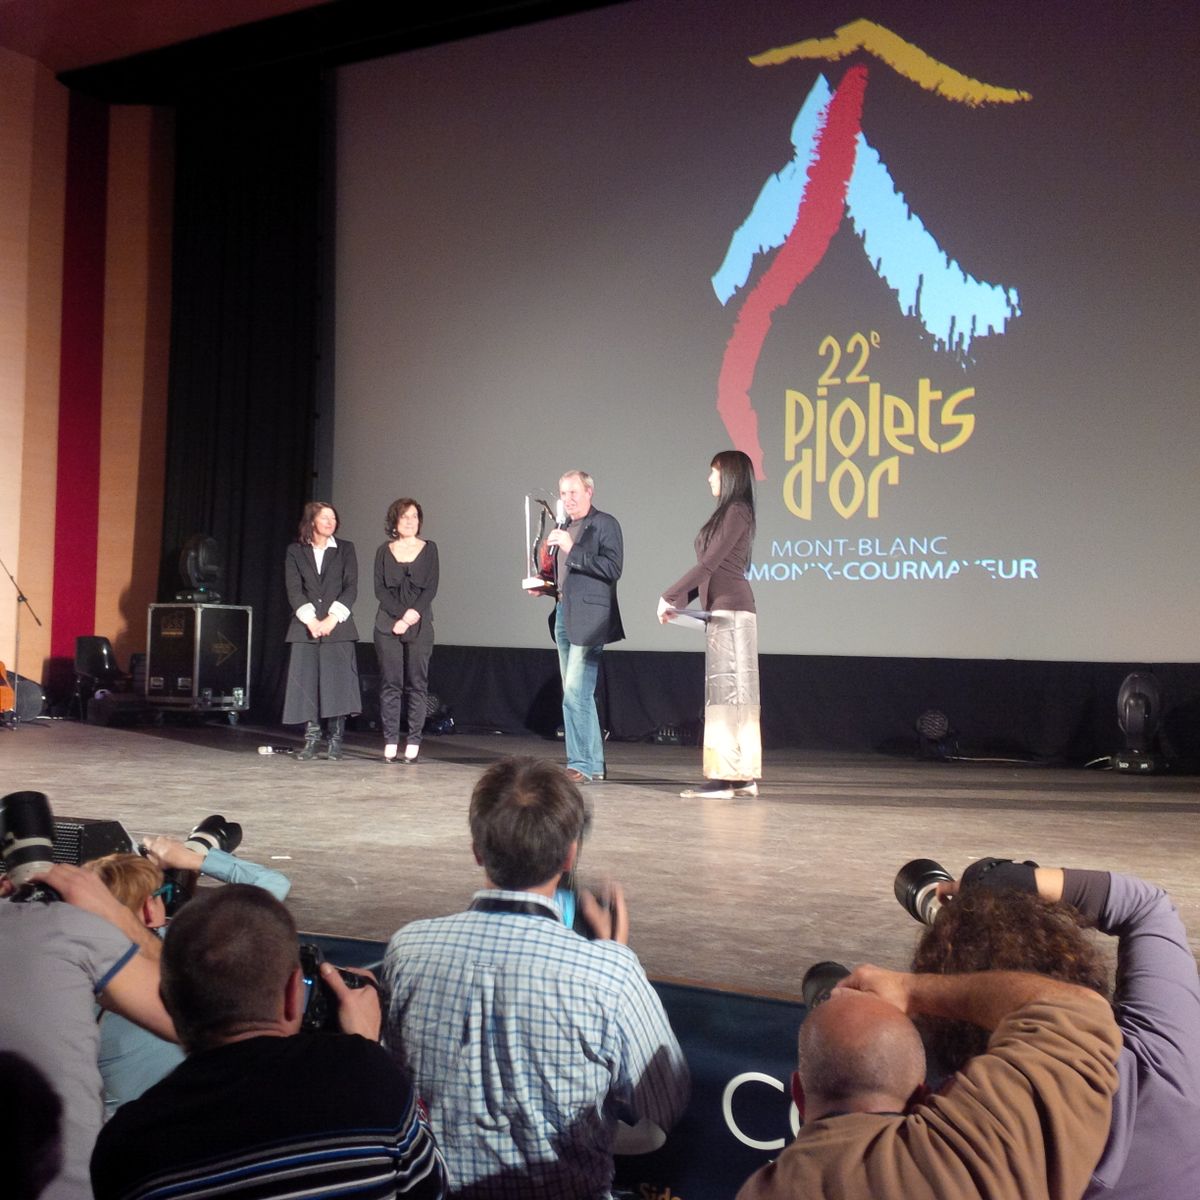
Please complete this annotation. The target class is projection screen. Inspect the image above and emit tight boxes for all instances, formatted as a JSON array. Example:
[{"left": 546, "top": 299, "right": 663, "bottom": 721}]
[{"left": 333, "top": 0, "right": 1200, "bottom": 660}]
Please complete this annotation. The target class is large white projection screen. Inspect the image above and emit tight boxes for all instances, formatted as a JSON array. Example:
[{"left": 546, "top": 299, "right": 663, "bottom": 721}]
[{"left": 333, "top": 0, "right": 1199, "bottom": 660}]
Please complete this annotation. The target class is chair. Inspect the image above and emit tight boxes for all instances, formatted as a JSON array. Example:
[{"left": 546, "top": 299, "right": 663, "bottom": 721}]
[{"left": 70, "top": 636, "right": 129, "bottom": 720}]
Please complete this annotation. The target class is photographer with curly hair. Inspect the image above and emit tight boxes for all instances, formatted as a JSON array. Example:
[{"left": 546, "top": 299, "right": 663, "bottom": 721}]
[{"left": 911, "top": 859, "right": 1200, "bottom": 1200}]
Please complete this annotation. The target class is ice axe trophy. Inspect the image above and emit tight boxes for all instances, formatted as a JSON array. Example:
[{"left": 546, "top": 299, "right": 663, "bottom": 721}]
[{"left": 521, "top": 494, "right": 563, "bottom": 595}]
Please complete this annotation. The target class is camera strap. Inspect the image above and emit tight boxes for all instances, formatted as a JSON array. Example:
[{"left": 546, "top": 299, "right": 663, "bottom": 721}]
[{"left": 469, "top": 897, "right": 560, "bottom": 922}]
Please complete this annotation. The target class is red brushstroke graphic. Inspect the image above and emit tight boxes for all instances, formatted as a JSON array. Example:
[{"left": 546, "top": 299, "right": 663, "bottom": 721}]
[{"left": 717, "top": 64, "right": 868, "bottom": 478}]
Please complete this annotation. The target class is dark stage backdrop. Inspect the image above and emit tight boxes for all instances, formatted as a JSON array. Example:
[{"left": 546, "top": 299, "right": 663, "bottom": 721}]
[
  {"left": 157, "top": 69, "right": 327, "bottom": 722},
  {"left": 136, "top": 0, "right": 1198, "bottom": 758}
]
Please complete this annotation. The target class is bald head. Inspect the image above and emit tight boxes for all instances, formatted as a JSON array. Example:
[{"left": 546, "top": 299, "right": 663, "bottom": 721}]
[{"left": 798, "top": 990, "right": 926, "bottom": 1119}]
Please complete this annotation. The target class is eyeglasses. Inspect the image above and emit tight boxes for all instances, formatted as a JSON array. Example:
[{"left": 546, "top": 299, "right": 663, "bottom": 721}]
[{"left": 151, "top": 881, "right": 178, "bottom": 903}]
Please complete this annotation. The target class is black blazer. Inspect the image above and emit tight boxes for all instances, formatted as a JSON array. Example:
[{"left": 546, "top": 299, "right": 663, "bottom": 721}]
[
  {"left": 284, "top": 540, "right": 361, "bottom": 643},
  {"left": 556, "top": 507, "right": 625, "bottom": 647}
]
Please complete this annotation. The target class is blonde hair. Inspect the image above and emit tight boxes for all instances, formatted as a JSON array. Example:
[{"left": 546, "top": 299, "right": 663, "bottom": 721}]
[{"left": 87, "top": 853, "right": 163, "bottom": 913}]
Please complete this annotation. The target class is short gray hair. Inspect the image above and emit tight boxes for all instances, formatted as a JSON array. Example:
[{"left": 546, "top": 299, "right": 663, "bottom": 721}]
[{"left": 559, "top": 470, "right": 594, "bottom": 491}]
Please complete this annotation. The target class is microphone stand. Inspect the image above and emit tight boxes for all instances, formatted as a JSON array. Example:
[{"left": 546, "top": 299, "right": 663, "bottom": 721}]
[{"left": 0, "top": 554, "right": 43, "bottom": 730}]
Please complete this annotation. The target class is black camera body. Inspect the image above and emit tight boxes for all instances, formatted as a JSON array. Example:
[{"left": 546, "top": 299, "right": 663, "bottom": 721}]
[
  {"left": 801, "top": 961, "right": 851, "bottom": 1010},
  {"left": 298, "top": 943, "right": 378, "bottom": 1032}
]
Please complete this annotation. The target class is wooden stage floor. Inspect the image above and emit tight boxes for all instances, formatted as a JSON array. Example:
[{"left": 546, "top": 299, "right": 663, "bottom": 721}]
[{"left": 5, "top": 717, "right": 1199, "bottom": 998}]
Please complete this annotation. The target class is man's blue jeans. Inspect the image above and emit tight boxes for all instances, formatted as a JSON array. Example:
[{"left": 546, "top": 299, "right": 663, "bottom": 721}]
[{"left": 555, "top": 607, "right": 605, "bottom": 778}]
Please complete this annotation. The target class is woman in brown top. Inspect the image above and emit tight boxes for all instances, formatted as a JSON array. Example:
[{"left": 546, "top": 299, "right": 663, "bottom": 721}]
[{"left": 658, "top": 450, "right": 761, "bottom": 798}]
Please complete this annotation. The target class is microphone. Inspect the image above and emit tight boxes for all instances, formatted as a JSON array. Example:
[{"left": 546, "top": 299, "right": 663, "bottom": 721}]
[{"left": 555, "top": 499, "right": 567, "bottom": 528}]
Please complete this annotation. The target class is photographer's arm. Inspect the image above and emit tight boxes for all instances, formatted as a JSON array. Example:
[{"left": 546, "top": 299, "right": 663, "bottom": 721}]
[
  {"left": 98, "top": 954, "right": 178, "bottom": 1042},
  {"left": 142, "top": 836, "right": 292, "bottom": 901},
  {"left": 37, "top": 863, "right": 162, "bottom": 959},
  {"left": 840, "top": 964, "right": 1114, "bottom": 1030}
]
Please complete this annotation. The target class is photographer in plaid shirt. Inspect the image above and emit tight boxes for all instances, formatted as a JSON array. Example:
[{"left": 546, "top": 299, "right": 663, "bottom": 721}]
[{"left": 382, "top": 757, "right": 690, "bottom": 1199}]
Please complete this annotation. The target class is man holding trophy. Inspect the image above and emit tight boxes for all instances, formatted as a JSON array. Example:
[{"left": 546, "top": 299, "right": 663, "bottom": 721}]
[{"left": 524, "top": 471, "right": 624, "bottom": 783}]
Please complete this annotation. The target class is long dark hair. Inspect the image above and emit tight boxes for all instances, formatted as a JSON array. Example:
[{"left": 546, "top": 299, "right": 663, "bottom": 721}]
[
  {"left": 297, "top": 501, "right": 337, "bottom": 545},
  {"left": 698, "top": 450, "right": 755, "bottom": 550}
]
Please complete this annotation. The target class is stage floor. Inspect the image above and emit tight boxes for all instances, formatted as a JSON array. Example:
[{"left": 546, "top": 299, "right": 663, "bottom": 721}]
[{"left": 5, "top": 716, "right": 1199, "bottom": 997}]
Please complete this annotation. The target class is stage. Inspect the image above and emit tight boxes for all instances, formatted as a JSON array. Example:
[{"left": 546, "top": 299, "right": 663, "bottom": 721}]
[{"left": 5, "top": 717, "right": 1199, "bottom": 997}]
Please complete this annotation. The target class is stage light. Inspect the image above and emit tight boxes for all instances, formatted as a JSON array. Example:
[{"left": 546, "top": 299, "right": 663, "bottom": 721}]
[
  {"left": 915, "top": 709, "right": 953, "bottom": 760},
  {"left": 177, "top": 534, "right": 224, "bottom": 602},
  {"left": 1113, "top": 671, "right": 1162, "bottom": 772}
]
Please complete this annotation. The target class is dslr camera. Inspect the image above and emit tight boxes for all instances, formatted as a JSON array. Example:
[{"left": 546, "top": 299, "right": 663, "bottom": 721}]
[{"left": 298, "top": 942, "right": 381, "bottom": 1032}]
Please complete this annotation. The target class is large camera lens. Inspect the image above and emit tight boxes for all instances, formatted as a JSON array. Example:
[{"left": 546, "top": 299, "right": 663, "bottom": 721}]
[
  {"left": 185, "top": 815, "right": 243, "bottom": 856},
  {"left": 894, "top": 858, "right": 955, "bottom": 925},
  {"left": 801, "top": 961, "right": 851, "bottom": 1010},
  {"left": 1, "top": 791, "right": 56, "bottom": 887}
]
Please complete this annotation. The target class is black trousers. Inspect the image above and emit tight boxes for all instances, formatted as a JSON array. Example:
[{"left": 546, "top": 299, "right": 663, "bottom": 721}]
[{"left": 374, "top": 628, "right": 433, "bottom": 744}]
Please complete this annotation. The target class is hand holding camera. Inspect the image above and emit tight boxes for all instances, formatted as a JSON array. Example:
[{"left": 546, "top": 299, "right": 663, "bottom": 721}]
[
  {"left": 141, "top": 835, "right": 205, "bottom": 873},
  {"left": 319, "top": 961, "right": 383, "bottom": 1040},
  {"left": 577, "top": 880, "right": 629, "bottom": 944}
]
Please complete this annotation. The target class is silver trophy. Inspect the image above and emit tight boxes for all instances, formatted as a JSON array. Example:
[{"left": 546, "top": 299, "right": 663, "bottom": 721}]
[{"left": 521, "top": 493, "right": 563, "bottom": 593}]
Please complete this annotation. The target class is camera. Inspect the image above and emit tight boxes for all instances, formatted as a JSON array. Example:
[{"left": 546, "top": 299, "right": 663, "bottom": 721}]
[
  {"left": 801, "top": 960, "right": 851, "bottom": 1010},
  {"left": 0, "top": 791, "right": 61, "bottom": 902},
  {"left": 145, "top": 815, "right": 246, "bottom": 917},
  {"left": 894, "top": 858, "right": 955, "bottom": 925},
  {"left": 298, "top": 943, "right": 380, "bottom": 1032},
  {"left": 184, "top": 814, "right": 243, "bottom": 857}
]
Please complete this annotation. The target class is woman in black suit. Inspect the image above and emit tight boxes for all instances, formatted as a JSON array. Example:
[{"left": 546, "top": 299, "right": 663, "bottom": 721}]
[
  {"left": 283, "top": 501, "right": 361, "bottom": 761},
  {"left": 373, "top": 498, "right": 439, "bottom": 763}
]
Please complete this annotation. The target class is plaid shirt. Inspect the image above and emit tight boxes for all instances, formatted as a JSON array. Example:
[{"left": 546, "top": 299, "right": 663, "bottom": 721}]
[{"left": 382, "top": 890, "right": 690, "bottom": 1199}]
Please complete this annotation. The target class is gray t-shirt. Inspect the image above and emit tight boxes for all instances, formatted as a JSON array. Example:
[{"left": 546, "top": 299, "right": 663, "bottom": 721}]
[{"left": 0, "top": 899, "right": 136, "bottom": 1200}]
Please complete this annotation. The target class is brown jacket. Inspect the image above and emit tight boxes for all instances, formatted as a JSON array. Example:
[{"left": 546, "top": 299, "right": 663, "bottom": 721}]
[{"left": 737, "top": 992, "right": 1120, "bottom": 1200}]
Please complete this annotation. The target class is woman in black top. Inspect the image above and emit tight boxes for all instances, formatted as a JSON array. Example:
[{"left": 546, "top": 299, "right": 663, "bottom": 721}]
[
  {"left": 373, "top": 498, "right": 439, "bottom": 763},
  {"left": 658, "top": 450, "right": 760, "bottom": 798}
]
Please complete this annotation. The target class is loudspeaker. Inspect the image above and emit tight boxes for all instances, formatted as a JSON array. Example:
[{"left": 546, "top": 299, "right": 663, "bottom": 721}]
[
  {"left": 4, "top": 671, "right": 46, "bottom": 721},
  {"left": 0, "top": 817, "right": 135, "bottom": 875}
]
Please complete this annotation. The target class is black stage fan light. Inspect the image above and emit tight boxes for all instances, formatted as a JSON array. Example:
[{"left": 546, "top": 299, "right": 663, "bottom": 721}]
[
  {"left": 177, "top": 534, "right": 224, "bottom": 603},
  {"left": 1113, "top": 671, "right": 1162, "bottom": 773},
  {"left": 915, "top": 709, "right": 953, "bottom": 760}
]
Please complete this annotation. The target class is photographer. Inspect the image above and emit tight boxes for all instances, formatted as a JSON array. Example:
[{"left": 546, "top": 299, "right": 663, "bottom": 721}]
[
  {"left": 86, "top": 826, "right": 291, "bottom": 1115},
  {"left": 737, "top": 965, "right": 1120, "bottom": 1200},
  {"left": 1, "top": 841, "right": 175, "bottom": 1200},
  {"left": 382, "top": 756, "right": 689, "bottom": 1198},
  {"left": 910, "top": 859, "right": 1200, "bottom": 1200},
  {"left": 91, "top": 885, "right": 445, "bottom": 1200}
]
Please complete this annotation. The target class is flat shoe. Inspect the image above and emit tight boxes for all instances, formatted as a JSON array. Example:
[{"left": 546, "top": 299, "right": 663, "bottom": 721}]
[
  {"left": 680, "top": 782, "right": 733, "bottom": 799},
  {"left": 564, "top": 768, "right": 591, "bottom": 784},
  {"left": 679, "top": 780, "right": 756, "bottom": 799}
]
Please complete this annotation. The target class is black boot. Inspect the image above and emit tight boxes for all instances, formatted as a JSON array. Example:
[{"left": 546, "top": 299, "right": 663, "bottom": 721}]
[
  {"left": 325, "top": 715, "right": 346, "bottom": 761},
  {"left": 297, "top": 721, "right": 321, "bottom": 761}
]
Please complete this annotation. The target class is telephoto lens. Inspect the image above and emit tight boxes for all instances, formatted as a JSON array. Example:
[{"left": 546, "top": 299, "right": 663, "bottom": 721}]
[
  {"left": 801, "top": 961, "right": 852, "bottom": 1010},
  {"left": 894, "top": 858, "right": 955, "bottom": 925},
  {"left": 0, "top": 791, "right": 57, "bottom": 888},
  {"left": 184, "top": 815, "right": 243, "bottom": 857}
]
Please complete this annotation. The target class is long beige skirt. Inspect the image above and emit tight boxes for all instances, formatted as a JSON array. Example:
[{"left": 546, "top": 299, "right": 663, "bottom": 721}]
[{"left": 703, "top": 610, "right": 761, "bottom": 780}]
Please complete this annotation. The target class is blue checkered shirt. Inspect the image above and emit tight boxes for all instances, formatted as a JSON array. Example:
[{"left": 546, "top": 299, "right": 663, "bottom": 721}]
[{"left": 382, "top": 890, "right": 690, "bottom": 1199}]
